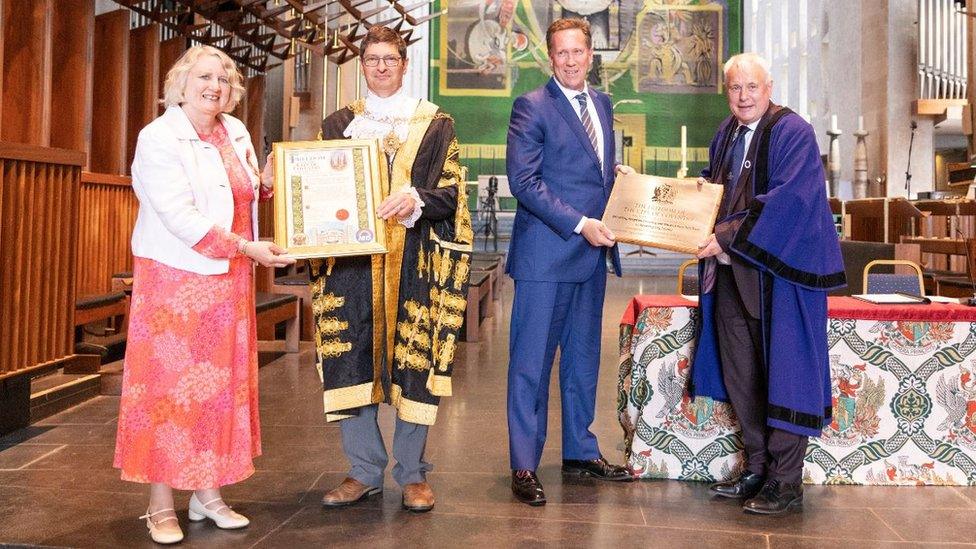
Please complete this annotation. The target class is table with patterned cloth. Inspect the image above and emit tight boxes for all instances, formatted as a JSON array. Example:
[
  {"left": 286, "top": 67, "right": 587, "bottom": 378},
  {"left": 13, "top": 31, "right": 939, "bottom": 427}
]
[{"left": 617, "top": 295, "right": 976, "bottom": 485}]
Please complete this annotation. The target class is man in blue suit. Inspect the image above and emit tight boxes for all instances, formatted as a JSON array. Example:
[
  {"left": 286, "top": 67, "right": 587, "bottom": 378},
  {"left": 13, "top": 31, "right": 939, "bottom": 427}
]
[{"left": 505, "top": 18, "right": 631, "bottom": 506}]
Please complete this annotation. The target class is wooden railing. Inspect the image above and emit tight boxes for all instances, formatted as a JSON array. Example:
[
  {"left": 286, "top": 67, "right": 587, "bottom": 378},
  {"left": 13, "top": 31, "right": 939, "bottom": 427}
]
[
  {"left": 77, "top": 171, "right": 137, "bottom": 298},
  {"left": 0, "top": 143, "right": 84, "bottom": 379}
]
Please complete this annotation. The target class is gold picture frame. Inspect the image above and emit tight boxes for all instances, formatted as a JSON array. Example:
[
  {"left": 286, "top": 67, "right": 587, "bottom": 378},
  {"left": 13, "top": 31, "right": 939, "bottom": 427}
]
[{"left": 273, "top": 138, "right": 389, "bottom": 259}]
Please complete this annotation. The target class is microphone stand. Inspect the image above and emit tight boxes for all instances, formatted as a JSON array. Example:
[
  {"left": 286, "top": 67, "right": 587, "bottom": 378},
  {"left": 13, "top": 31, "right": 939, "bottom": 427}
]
[{"left": 905, "top": 120, "right": 917, "bottom": 199}]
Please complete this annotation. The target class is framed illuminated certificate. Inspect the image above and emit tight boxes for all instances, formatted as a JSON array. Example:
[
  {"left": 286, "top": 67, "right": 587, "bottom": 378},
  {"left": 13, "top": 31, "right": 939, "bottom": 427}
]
[
  {"left": 273, "top": 139, "right": 388, "bottom": 259},
  {"left": 602, "top": 173, "right": 724, "bottom": 254}
]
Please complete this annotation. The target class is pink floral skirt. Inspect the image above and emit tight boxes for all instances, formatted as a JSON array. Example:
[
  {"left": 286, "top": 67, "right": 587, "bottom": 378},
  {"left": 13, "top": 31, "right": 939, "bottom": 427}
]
[{"left": 113, "top": 256, "right": 261, "bottom": 489}]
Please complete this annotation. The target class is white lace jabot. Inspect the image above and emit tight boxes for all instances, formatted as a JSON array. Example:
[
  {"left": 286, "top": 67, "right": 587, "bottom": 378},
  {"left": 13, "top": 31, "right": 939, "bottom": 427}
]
[{"left": 342, "top": 89, "right": 419, "bottom": 143}]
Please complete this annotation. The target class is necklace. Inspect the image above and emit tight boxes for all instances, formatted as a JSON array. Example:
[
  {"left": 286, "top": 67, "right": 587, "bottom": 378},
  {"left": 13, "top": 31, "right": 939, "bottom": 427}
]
[
  {"left": 350, "top": 98, "right": 428, "bottom": 157},
  {"left": 361, "top": 110, "right": 411, "bottom": 156}
]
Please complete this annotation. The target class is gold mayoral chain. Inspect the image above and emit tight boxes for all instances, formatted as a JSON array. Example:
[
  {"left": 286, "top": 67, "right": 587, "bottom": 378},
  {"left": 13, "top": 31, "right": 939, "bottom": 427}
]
[
  {"left": 357, "top": 111, "right": 410, "bottom": 156},
  {"left": 350, "top": 99, "right": 440, "bottom": 158}
]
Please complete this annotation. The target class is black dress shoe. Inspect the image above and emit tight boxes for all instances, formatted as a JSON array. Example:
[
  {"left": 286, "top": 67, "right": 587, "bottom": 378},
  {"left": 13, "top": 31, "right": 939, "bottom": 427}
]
[
  {"left": 709, "top": 471, "right": 765, "bottom": 499},
  {"left": 561, "top": 456, "right": 634, "bottom": 481},
  {"left": 743, "top": 479, "right": 803, "bottom": 515},
  {"left": 512, "top": 470, "right": 546, "bottom": 506}
]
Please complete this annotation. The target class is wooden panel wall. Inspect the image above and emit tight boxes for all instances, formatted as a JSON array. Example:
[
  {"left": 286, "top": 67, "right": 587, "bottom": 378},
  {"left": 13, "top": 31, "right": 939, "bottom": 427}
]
[
  {"left": 0, "top": 0, "right": 5, "bottom": 135},
  {"left": 245, "top": 75, "right": 272, "bottom": 238},
  {"left": 90, "top": 9, "right": 129, "bottom": 174},
  {"left": 246, "top": 75, "right": 266, "bottom": 160},
  {"left": 77, "top": 172, "right": 137, "bottom": 298},
  {"left": 1, "top": 0, "right": 52, "bottom": 145},
  {"left": 157, "top": 36, "right": 186, "bottom": 114},
  {"left": 0, "top": 144, "right": 84, "bottom": 379},
  {"left": 0, "top": 6, "right": 271, "bottom": 378},
  {"left": 126, "top": 24, "right": 160, "bottom": 172},
  {"left": 49, "top": 0, "right": 94, "bottom": 163}
]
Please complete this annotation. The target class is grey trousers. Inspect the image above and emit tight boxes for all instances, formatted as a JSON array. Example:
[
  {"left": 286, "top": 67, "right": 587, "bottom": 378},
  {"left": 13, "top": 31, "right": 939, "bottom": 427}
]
[
  {"left": 339, "top": 404, "right": 432, "bottom": 487},
  {"left": 714, "top": 265, "right": 808, "bottom": 484}
]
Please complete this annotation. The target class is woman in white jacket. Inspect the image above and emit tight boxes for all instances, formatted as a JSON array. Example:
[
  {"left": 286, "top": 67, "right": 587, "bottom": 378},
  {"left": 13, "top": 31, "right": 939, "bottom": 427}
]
[{"left": 113, "top": 45, "right": 293, "bottom": 544}]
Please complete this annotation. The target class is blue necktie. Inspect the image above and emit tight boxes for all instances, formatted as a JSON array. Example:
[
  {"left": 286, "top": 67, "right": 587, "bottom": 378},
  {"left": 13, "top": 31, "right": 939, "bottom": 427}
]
[{"left": 727, "top": 125, "right": 749, "bottom": 185}]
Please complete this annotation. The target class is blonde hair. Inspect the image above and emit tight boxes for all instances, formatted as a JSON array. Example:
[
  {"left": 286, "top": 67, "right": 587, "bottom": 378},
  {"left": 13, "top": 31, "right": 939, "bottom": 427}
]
[{"left": 162, "top": 45, "right": 245, "bottom": 111}]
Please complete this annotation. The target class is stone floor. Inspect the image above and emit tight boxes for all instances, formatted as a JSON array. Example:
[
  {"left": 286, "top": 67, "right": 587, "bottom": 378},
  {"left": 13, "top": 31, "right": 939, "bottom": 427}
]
[{"left": 1, "top": 275, "right": 975, "bottom": 548}]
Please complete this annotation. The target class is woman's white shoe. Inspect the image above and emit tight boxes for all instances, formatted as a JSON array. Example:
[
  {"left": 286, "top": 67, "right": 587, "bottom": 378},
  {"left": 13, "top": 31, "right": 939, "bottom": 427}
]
[
  {"left": 140, "top": 508, "right": 184, "bottom": 544},
  {"left": 187, "top": 494, "right": 249, "bottom": 529}
]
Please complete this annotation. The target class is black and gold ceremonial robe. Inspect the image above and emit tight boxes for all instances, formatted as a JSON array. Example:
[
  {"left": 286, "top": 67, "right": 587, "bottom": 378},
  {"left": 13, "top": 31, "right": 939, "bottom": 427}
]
[{"left": 310, "top": 99, "right": 473, "bottom": 425}]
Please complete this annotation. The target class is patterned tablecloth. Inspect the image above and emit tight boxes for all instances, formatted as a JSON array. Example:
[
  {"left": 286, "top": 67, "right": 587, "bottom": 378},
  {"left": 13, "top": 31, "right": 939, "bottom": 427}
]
[{"left": 618, "top": 296, "right": 976, "bottom": 485}]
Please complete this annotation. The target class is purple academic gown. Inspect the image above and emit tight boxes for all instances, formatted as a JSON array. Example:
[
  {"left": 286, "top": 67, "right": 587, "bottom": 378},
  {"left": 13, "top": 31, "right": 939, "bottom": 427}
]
[{"left": 691, "top": 107, "right": 846, "bottom": 438}]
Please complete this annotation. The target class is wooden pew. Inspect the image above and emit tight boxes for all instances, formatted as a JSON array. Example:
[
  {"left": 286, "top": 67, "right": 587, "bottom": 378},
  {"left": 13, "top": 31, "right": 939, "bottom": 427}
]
[
  {"left": 912, "top": 199, "right": 976, "bottom": 273},
  {"left": 472, "top": 251, "right": 506, "bottom": 300},
  {"left": 256, "top": 262, "right": 314, "bottom": 341},
  {"left": 0, "top": 144, "right": 92, "bottom": 434},
  {"left": 255, "top": 292, "right": 299, "bottom": 353},
  {"left": 462, "top": 271, "right": 493, "bottom": 343},
  {"left": 471, "top": 257, "right": 501, "bottom": 304},
  {"left": 71, "top": 291, "right": 128, "bottom": 373}
]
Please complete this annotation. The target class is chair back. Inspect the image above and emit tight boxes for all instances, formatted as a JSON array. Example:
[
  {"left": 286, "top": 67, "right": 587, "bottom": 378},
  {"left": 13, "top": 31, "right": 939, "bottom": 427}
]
[
  {"left": 862, "top": 259, "right": 925, "bottom": 296},
  {"left": 677, "top": 259, "right": 699, "bottom": 295}
]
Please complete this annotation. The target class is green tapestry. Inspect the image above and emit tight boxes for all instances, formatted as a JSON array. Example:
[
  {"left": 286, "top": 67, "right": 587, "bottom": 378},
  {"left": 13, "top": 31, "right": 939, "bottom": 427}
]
[{"left": 430, "top": 0, "right": 742, "bottom": 180}]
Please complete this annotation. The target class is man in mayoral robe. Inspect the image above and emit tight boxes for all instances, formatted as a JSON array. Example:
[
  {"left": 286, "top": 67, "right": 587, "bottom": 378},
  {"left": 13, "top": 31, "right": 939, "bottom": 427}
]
[{"left": 309, "top": 25, "right": 473, "bottom": 513}]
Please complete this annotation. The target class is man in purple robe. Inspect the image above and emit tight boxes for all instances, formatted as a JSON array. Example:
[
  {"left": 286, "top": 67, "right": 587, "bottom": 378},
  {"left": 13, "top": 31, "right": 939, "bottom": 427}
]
[{"left": 692, "top": 53, "right": 845, "bottom": 514}]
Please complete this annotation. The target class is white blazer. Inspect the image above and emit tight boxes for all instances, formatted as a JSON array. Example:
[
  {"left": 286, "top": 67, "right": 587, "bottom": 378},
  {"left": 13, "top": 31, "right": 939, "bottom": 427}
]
[{"left": 130, "top": 106, "right": 260, "bottom": 275}]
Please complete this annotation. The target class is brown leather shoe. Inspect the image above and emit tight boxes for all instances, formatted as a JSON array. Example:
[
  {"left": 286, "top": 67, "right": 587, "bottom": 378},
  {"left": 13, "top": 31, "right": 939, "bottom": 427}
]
[
  {"left": 401, "top": 481, "right": 435, "bottom": 513},
  {"left": 321, "top": 477, "right": 381, "bottom": 508}
]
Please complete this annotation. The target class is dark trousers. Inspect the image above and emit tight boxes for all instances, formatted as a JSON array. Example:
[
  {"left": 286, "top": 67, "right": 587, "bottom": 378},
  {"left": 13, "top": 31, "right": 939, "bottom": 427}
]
[{"left": 714, "top": 265, "right": 807, "bottom": 483}]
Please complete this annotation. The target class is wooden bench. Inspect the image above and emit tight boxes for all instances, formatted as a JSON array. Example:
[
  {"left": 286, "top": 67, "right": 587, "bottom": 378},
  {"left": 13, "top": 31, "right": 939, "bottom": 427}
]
[
  {"left": 71, "top": 291, "right": 129, "bottom": 373},
  {"left": 271, "top": 272, "right": 314, "bottom": 341},
  {"left": 471, "top": 257, "right": 501, "bottom": 304},
  {"left": 255, "top": 261, "right": 315, "bottom": 342},
  {"left": 462, "top": 271, "right": 492, "bottom": 342},
  {"left": 110, "top": 271, "right": 133, "bottom": 294},
  {"left": 255, "top": 292, "right": 299, "bottom": 353}
]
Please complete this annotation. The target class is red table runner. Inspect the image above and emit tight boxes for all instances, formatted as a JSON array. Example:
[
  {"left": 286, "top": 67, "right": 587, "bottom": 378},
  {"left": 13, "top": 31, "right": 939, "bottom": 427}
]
[{"left": 621, "top": 295, "right": 976, "bottom": 325}]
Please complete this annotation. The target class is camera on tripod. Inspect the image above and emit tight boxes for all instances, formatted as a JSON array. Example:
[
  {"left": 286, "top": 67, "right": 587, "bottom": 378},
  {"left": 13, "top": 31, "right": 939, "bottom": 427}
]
[{"left": 479, "top": 174, "right": 499, "bottom": 251}]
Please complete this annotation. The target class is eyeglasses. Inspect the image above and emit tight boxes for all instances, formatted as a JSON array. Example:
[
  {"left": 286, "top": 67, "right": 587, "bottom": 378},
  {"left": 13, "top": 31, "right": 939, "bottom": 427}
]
[{"left": 363, "top": 55, "right": 403, "bottom": 67}]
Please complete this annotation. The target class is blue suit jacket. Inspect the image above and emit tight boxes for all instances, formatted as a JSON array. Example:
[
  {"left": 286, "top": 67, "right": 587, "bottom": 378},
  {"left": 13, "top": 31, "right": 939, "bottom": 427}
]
[{"left": 505, "top": 77, "right": 622, "bottom": 282}]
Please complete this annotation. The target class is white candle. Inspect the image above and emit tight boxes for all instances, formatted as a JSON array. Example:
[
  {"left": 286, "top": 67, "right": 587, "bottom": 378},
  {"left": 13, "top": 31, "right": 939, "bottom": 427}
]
[
  {"left": 830, "top": 114, "right": 838, "bottom": 132},
  {"left": 857, "top": 115, "right": 864, "bottom": 133},
  {"left": 680, "top": 125, "right": 687, "bottom": 162}
]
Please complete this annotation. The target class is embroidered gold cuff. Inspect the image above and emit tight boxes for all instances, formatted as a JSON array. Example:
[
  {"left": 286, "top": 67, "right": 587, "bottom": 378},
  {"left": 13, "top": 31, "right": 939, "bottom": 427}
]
[
  {"left": 322, "top": 382, "right": 375, "bottom": 416},
  {"left": 390, "top": 384, "right": 439, "bottom": 425},
  {"left": 426, "top": 370, "right": 452, "bottom": 397}
]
